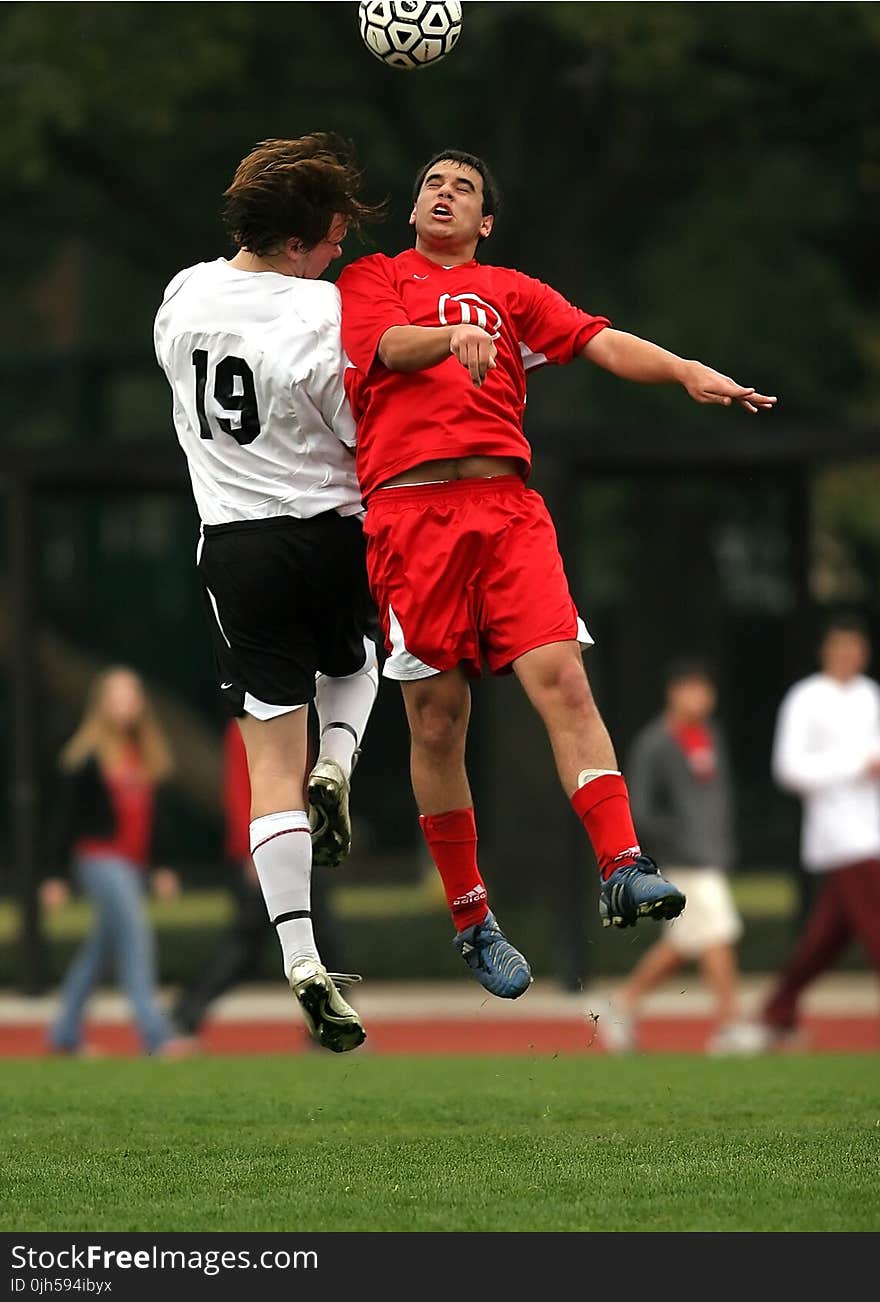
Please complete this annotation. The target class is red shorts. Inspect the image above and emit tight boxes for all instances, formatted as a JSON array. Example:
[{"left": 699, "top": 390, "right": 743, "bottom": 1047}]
[{"left": 363, "top": 476, "right": 591, "bottom": 680}]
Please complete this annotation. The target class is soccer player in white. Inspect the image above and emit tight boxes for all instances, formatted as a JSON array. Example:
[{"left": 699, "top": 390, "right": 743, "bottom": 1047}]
[{"left": 154, "top": 136, "right": 382, "bottom": 1052}]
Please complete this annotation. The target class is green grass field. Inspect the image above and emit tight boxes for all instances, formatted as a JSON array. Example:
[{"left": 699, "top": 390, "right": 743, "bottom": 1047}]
[{"left": 2, "top": 1055, "right": 878, "bottom": 1232}]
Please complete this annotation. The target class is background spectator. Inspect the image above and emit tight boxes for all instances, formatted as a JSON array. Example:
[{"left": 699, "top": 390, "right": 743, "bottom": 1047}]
[
  {"left": 41, "top": 667, "right": 187, "bottom": 1056},
  {"left": 602, "top": 660, "right": 760, "bottom": 1054},
  {"left": 760, "top": 617, "right": 880, "bottom": 1045}
]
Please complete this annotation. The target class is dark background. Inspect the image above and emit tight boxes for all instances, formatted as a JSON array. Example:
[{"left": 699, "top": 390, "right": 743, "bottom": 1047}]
[{"left": 2, "top": 1, "right": 879, "bottom": 982}]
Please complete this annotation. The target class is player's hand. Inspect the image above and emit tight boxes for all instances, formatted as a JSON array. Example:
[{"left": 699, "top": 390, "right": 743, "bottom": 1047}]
[
  {"left": 151, "top": 867, "right": 180, "bottom": 900},
  {"left": 864, "top": 757, "right": 880, "bottom": 781},
  {"left": 449, "top": 324, "right": 497, "bottom": 388},
  {"left": 682, "top": 361, "right": 777, "bottom": 414},
  {"left": 40, "top": 877, "right": 70, "bottom": 911}
]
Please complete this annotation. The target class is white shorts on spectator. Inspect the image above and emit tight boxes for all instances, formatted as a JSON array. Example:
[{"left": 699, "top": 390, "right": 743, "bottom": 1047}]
[{"left": 662, "top": 867, "right": 743, "bottom": 958}]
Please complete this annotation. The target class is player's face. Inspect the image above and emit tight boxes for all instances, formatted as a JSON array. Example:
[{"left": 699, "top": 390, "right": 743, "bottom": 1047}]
[
  {"left": 298, "top": 214, "right": 349, "bottom": 279},
  {"left": 411, "top": 162, "right": 494, "bottom": 251}
]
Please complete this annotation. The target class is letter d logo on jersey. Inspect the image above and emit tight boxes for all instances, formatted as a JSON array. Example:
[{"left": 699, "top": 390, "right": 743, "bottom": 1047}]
[{"left": 438, "top": 293, "right": 502, "bottom": 340}]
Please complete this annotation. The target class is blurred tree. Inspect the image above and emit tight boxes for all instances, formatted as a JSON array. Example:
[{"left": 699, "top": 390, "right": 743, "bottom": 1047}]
[
  {"left": 813, "top": 461, "right": 880, "bottom": 605},
  {"left": 0, "top": 1, "right": 877, "bottom": 425}
]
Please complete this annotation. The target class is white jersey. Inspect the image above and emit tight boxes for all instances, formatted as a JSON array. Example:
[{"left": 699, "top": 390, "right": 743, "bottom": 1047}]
[
  {"left": 772, "top": 672, "right": 880, "bottom": 871},
  {"left": 154, "top": 259, "right": 361, "bottom": 525}
]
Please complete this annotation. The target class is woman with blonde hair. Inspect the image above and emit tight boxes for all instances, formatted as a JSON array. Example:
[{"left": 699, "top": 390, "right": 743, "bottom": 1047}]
[{"left": 42, "top": 667, "right": 184, "bottom": 1056}]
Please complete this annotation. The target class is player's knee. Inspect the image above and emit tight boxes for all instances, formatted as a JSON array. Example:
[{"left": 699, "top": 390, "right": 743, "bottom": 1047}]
[
  {"left": 247, "top": 740, "right": 307, "bottom": 792},
  {"left": 538, "top": 655, "right": 596, "bottom": 717},
  {"left": 414, "top": 715, "right": 467, "bottom": 757},
  {"left": 409, "top": 697, "right": 468, "bottom": 756}
]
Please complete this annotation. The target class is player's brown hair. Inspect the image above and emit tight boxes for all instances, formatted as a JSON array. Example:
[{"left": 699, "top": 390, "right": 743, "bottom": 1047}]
[{"left": 223, "top": 134, "right": 384, "bottom": 255}]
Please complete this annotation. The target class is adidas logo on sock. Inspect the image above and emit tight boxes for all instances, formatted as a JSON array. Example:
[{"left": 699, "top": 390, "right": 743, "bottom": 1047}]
[
  {"left": 613, "top": 846, "right": 642, "bottom": 865},
  {"left": 452, "top": 885, "right": 487, "bottom": 908}
]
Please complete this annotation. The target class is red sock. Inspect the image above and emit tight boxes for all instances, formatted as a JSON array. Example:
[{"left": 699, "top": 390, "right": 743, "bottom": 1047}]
[
  {"left": 419, "top": 807, "right": 489, "bottom": 931},
  {"left": 571, "top": 774, "right": 641, "bottom": 880}
]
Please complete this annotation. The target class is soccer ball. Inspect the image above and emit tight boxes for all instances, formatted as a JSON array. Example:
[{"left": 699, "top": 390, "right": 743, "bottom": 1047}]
[{"left": 358, "top": 1, "right": 462, "bottom": 71}]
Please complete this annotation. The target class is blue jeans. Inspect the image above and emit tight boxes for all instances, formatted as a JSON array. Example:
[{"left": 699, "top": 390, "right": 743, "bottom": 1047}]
[{"left": 50, "top": 855, "right": 173, "bottom": 1054}]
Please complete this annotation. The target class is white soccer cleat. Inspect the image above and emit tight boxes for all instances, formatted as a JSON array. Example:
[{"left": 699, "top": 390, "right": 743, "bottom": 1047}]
[
  {"left": 288, "top": 957, "right": 366, "bottom": 1053},
  {"left": 308, "top": 757, "right": 352, "bottom": 868}
]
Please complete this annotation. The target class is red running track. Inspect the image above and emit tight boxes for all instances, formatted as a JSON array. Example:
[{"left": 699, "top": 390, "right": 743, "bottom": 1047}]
[{"left": 3, "top": 1016, "right": 878, "bottom": 1057}]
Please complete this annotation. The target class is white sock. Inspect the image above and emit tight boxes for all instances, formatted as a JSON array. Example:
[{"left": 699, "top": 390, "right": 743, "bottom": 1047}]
[
  {"left": 249, "top": 810, "right": 319, "bottom": 975},
  {"left": 315, "top": 637, "right": 379, "bottom": 779}
]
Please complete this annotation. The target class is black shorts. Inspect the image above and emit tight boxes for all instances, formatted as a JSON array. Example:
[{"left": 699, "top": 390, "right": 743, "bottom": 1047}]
[{"left": 197, "top": 512, "right": 375, "bottom": 718}]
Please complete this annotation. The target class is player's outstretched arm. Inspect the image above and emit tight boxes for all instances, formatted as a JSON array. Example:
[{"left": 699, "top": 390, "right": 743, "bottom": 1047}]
[
  {"left": 582, "top": 328, "right": 777, "bottom": 414},
  {"left": 379, "top": 324, "right": 497, "bottom": 386}
]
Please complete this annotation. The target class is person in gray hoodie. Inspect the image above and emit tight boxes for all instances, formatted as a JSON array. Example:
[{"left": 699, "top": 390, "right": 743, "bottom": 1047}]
[{"left": 602, "top": 659, "right": 760, "bottom": 1055}]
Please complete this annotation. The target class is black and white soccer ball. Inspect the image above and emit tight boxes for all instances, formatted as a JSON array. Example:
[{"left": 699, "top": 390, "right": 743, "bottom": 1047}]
[{"left": 358, "top": 1, "right": 463, "bottom": 71}]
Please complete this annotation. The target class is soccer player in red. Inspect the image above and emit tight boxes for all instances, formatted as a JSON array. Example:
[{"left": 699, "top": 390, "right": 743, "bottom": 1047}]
[{"left": 338, "top": 150, "right": 776, "bottom": 998}]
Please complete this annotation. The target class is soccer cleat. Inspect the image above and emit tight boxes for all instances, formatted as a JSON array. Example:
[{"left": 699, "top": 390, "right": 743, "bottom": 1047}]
[
  {"left": 308, "top": 757, "right": 352, "bottom": 868},
  {"left": 453, "top": 911, "right": 532, "bottom": 999},
  {"left": 288, "top": 957, "right": 366, "bottom": 1053},
  {"left": 599, "top": 855, "right": 686, "bottom": 929}
]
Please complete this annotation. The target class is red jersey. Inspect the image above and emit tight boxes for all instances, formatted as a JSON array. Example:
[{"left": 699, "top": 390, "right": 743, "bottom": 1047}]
[{"left": 337, "top": 248, "right": 609, "bottom": 499}]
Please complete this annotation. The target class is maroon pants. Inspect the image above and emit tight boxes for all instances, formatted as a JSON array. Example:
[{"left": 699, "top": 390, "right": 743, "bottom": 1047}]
[{"left": 764, "top": 858, "right": 880, "bottom": 1029}]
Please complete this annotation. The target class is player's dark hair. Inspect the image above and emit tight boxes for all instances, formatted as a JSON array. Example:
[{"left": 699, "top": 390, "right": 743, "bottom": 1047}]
[
  {"left": 664, "top": 658, "right": 716, "bottom": 689},
  {"left": 223, "top": 134, "right": 384, "bottom": 255},
  {"left": 412, "top": 149, "right": 501, "bottom": 224}
]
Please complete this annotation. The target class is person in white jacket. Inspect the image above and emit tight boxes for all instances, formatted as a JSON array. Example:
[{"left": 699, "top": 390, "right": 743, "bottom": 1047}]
[{"left": 761, "top": 615, "right": 880, "bottom": 1042}]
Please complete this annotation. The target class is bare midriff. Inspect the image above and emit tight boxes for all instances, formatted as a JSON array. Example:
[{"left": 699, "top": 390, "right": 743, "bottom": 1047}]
[{"left": 378, "top": 455, "right": 522, "bottom": 489}]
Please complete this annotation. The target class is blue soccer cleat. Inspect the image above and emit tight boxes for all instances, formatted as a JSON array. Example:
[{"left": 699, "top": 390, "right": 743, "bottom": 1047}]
[
  {"left": 599, "top": 855, "right": 686, "bottom": 930},
  {"left": 453, "top": 911, "right": 532, "bottom": 999}
]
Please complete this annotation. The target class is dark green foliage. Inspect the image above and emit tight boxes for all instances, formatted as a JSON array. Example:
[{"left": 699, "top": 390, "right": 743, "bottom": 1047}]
[{"left": 1, "top": 2, "right": 877, "bottom": 425}]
